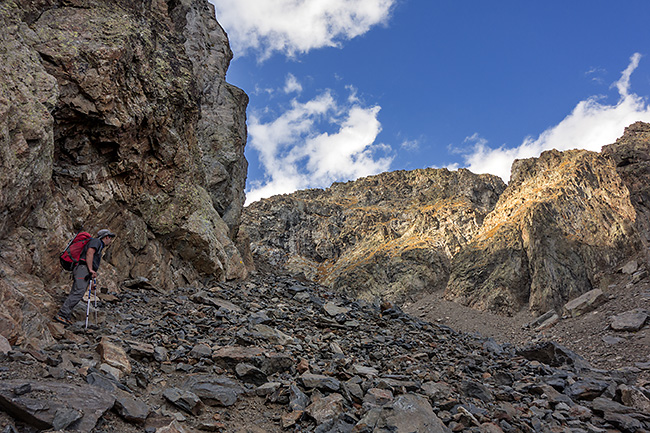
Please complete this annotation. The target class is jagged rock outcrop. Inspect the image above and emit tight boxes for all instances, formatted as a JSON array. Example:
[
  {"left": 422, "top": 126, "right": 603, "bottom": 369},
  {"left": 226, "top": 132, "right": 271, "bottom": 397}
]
[
  {"left": 446, "top": 148, "right": 642, "bottom": 315},
  {"left": 0, "top": 0, "right": 250, "bottom": 347},
  {"left": 602, "top": 121, "right": 650, "bottom": 262},
  {"left": 242, "top": 168, "right": 506, "bottom": 301}
]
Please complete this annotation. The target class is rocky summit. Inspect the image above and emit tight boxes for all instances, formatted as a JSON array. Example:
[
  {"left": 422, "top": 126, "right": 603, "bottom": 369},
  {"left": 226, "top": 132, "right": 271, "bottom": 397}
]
[{"left": 1, "top": 273, "right": 650, "bottom": 433}]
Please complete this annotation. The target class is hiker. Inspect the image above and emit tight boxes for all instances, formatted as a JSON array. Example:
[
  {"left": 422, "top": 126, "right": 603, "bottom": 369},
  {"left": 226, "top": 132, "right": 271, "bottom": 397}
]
[{"left": 54, "top": 229, "right": 116, "bottom": 325}]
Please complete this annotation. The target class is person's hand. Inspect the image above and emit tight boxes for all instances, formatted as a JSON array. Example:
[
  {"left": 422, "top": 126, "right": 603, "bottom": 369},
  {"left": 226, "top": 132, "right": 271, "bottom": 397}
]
[{"left": 90, "top": 270, "right": 98, "bottom": 279}]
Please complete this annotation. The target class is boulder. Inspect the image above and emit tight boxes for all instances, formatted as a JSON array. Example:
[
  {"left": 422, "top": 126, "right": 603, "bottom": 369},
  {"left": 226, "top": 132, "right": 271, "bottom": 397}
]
[
  {"left": 0, "top": 380, "right": 114, "bottom": 431},
  {"left": 610, "top": 309, "right": 648, "bottom": 331},
  {"left": 96, "top": 337, "right": 131, "bottom": 377},
  {"left": 372, "top": 393, "right": 450, "bottom": 432},
  {"left": 563, "top": 289, "right": 608, "bottom": 318}
]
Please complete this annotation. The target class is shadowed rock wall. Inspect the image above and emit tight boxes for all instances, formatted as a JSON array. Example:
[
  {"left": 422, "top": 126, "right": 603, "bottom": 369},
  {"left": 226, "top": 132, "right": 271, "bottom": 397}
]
[{"left": 0, "top": 0, "right": 250, "bottom": 346}]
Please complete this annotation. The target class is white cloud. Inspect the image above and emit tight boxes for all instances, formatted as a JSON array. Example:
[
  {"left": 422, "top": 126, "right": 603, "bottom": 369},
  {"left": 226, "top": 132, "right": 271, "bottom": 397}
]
[
  {"left": 400, "top": 139, "right": 420, "bottom": 151},
  {"left": 209, "top": 0, "right": 396, "bottom": 59},
  {"left": 246, "top": 91, "right": 392, "bottom": 204},
  {"left": 458, "top": 53, "right": 650, "bottom": 182},
  {"left": 284, "top": 73, "right": 303, "bottom": 94}
]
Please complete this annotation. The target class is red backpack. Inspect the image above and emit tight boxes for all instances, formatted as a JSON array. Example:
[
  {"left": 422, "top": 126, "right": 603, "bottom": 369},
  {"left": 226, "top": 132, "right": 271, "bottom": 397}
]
[{"left": 59, "top": 232, "right": 92, "bottom": 271}]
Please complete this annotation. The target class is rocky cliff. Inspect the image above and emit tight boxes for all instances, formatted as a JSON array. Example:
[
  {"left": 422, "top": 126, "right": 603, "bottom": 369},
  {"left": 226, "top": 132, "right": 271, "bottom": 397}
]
[
  {"left": 242, "top": 169, "right": 506, "bottom": 301},
  {"left": 446, "top": 148, "right": 641, "bottom": 315},
  {"left": 244, "top": 124, "right": 650, "bottom": 316},
  {"left": 0, "top": 0, "right": 250, "bottom": 347}
]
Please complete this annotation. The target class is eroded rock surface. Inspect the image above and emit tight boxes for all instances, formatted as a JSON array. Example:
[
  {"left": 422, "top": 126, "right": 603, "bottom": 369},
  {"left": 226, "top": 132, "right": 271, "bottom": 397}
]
[
  {"left": 446, "top": 148, "right": 642, "bottom": 315},
  {"left": 242, "top": 168, "right": 505, "bottom": 302},
  {"left": 0, "top": 0, "right": 250, "bottom": 347}
]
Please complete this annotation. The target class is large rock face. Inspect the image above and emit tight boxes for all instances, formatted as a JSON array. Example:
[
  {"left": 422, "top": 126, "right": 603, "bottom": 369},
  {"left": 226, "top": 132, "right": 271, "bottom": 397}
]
[
  {"left": 0, "top": 0, "right": 250, "bottom": 347},
  {"left": 602, "top": 121, "right": 650, "bottom": 263},
  {"left": 445, "top": 149, "right": 641, "bottom": 315},
  {"left": 242, "top": 169, "right": 506, "bottom": 301}
]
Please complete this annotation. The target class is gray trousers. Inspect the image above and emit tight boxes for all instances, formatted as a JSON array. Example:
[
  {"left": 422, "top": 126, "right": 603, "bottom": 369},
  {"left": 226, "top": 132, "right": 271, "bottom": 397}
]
[{"left": 58, "top": 263, "right": 91, "bottom": 319}]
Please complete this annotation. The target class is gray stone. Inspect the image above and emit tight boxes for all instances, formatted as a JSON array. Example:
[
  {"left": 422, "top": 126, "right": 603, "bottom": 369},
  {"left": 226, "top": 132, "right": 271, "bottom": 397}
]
[
  {"left": 163, "top": 387, "right": 203, "bottom": 415},
  {"left": 52, "top": 408, "right": 82, "bottom": 431},
  {"left": 601, "top": 335, "right": 623, "bottom": 345},
  {"left": 323, "top": 302, "right": 351, "bottom": 317},
  {"left": 373, "top": 393, "right": 450, "bottom": 432},
  {"left": 305, "top": 393, "right": 345, "bottom": 424},
  {"left": 621, "top": 260, "right": 638, "bottom": 274},
  {"left": 461, "top": 380, "right": 494, "bottom": 402},
  {"left": 189, "top": 343, "right": 212, "bottom": 359},
  {"left": 517, "top": 341, "right": 591, "bottom": 370},
  {"left": 0, "top": 335, "right": 11, "bottom": 356},
  {"left": 301, "top": 373, "right": 341, "bottom": 391},
  {"left": 251, "top": 324, "right": 294, "bottom": 345},
  {"left": 566, "top": 379, "right": 609, "bottom": 400},
  {"left": 289, "top": 384, "right": 310, "bottom": 411},
  {"left": 0, "top": 380, "right": 115, "bottom": 432},
  {"left": 610, "top": 309, "right": 648, "bottom": 331},
  {"left": 114, "top": 395, "right": 150, "bottom": 425},
  {"left": 182, "top": 375, "right": 243, "bottom": 407},
  {"left": 154, "top": 346, "right": 169, "bottom": 362},
  {"left": 563, "top": 289, "right": 608, "bottom": 318},
  {"left": 235, "top": 363, "right": 267, "bottom": 385},
  {"left": 255, "top": 382, "right": 282, "bottom": 397},
  {"left": 421, "top": 381, "right": 454, "bottom": 402}
]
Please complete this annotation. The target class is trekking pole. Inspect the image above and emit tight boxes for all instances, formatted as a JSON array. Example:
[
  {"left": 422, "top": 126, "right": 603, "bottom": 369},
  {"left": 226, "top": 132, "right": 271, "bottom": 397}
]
[
  {"left": 85, "top": 278, "right": 94, "bottom": 329},
  {"left": 93, "top": 278, "right": 97, "bottom": 325}
]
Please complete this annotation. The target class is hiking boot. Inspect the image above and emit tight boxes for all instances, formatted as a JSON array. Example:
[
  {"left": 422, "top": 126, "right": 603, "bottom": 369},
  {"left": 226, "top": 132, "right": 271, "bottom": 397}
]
[{"left": 53, "top": 314, "right": 72, "bottom": 326}]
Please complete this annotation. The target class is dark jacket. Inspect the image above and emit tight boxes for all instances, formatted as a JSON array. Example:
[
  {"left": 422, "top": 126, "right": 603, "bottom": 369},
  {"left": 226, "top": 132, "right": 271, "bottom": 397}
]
[{"left": 80, "top": 237, "right": 104, "bottom": 271}]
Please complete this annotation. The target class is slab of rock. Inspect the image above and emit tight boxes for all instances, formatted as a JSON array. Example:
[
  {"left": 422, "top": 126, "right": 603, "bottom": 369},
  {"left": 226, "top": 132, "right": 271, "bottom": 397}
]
[
  {"left": 211, "top": 345, "right": 292, "bottom": 375},
  {"left": 182, "top": 375, "right": 243, "bottom": 407},
  {"left": 516, "top": 341, "right": 591, "bottom": 370},
  {"left": 235, "top": 363, "right": 267, "bottom": 385},
  {"left": 96, "top": 337, "right": 131, "bottom": 377},
  {"left": 373, "top": 393, "right": 450, "bottom": 432},
  {"left": 114, "top": 395, "right": 150, "bottom": 425},
  {"left": 563, "top": 289, "right": 608, "bottom": 318},
  {"left": 163, "top": 387, "right": 203, "bottom": 415},
  {"left": 617, "top": 384, "right": 650, "bottom": 413},
  {"left": 189, "top": 343, "right": 212, "bottom": 360},
  {"left": 125, "top": 340, "right": 155, "bottom": 360},
  {"left": 0, "top": 334, "right": 11, "bottom": 356},
  {"left": 250, "top": 324, "right": 294, "bottom": 345},
  {"left": 301, "top": 373, "right": 341, "bottom": 392},
  {"left": 305, "top": 393, "right": 345, "bottom": 424},
  {"left": 610, "top": 309, "right": 648, "bottom": 331},
  {"left": 323, "top": 302, "right": 350, "bottom": 317},
  {"left": 0, "top": 379, "right": 115, "bottom": 432},
  {"left": 622, "top": 260, "right": 638, "bottom": 274}
]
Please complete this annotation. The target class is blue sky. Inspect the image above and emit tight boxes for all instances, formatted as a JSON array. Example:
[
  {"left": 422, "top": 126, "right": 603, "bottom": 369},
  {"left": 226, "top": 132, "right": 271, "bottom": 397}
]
[{"left": 209, "top": 0, "right": 650, "bottom": 203}]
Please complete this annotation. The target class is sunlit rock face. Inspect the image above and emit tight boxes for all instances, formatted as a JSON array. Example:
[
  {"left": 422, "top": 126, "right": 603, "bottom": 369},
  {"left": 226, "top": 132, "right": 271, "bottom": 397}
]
[
  {"left": 446, "top": 148, "right": 642, "bottom": 316},
  {"left": 602, "top": 121, "right": 650, "bottom": 262},
  {"left": 242, "top": 168, "right": 506, "bottom": 302},
  {"left": 0, "top": 0, "right": 250, "bottom": 346}
]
